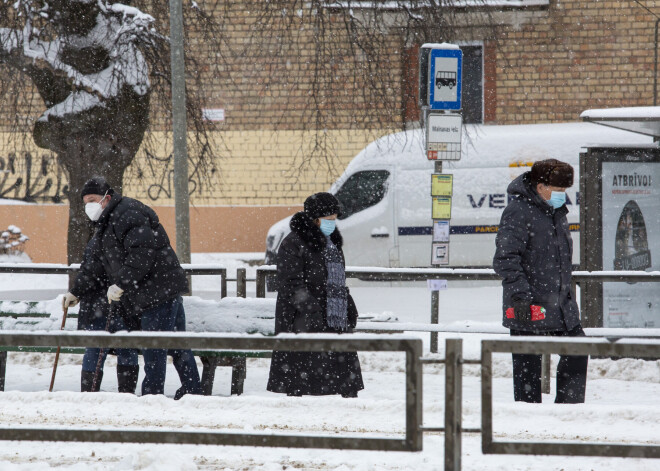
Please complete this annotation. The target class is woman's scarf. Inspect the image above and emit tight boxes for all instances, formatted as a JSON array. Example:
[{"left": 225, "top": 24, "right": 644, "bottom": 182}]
[{"left": 322, "top": 236, "right": 348, "bottom": 331}]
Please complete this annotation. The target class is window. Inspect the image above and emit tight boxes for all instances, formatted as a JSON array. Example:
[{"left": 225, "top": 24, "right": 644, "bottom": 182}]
[
  {"left": 335, "top": 170, "right": 390, "bottom": 220},
  {"left": 403, "top": 43, "right": 487, "bottom": 124}
]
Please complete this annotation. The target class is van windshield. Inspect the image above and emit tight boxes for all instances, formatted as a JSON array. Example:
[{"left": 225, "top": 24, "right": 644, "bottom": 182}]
[{"left": 335, "top": 170, "right": 390, "bottom": 220}]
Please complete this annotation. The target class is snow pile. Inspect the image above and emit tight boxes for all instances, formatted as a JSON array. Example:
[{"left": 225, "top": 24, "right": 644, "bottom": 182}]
[{"left": 0, "top": 296, "right": 277, "bottom": 334}]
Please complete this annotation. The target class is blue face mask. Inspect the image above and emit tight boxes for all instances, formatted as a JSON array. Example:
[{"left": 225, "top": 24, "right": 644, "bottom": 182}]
[
  {"left": 319, "top": 218, "right": 336, "bottom": 236},
  {"left": 547, "top": 191, "right": 566, "bottom": 209}
]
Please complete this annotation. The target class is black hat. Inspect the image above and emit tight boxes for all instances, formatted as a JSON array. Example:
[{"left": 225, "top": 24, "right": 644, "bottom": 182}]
[
  {"left": 80, "top": 177, "right": 113, "bottom": 200},
  {"left": 304, "top": 192, "right": 342, "bottom": 219},
  {"left": 530, "top": 159, "right": 574, "bottom": 188}
]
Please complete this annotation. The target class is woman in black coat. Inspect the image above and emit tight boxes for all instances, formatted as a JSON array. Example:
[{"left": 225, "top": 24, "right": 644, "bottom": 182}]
[{"left": 267, "top": 192, "right": 364, "bottom": 397}]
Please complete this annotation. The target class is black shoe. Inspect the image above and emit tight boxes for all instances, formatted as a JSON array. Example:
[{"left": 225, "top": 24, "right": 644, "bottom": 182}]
[
  {"left": 81, "top": 370, "right": 103, "bottom": 392},
  {"left": 117, "top": 365, "right": 139, "bottom": 394},
  {"left": 341, "top": 391, "right": 358, "bottom": 398},
  {"left": 174, "top": 386, "right": 202, "bottom": 400},
  {"left": 286, "top": 390, "right": 303, "bottom": 397}
]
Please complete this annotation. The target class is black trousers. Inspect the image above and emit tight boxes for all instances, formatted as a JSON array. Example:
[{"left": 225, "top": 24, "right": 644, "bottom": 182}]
[{"left": 510, "top": 325, "right": 588, "bottom": 403}]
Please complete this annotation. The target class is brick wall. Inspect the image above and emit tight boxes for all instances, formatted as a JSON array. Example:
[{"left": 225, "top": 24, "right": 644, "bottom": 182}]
[
  {"left": 1, "top": 0, "right": 658, "bottom": 209},
  {"left": 492, "top": 0, "right": 656, "bottom": 123}
]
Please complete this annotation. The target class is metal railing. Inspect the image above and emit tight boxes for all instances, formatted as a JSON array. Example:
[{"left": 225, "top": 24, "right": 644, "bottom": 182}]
[
  {"left": 257, "top": 265, "right": 660, "bottom": 297},
  {"left": 481, "top": 337, "right": 660, "bottom": 459},
  {"left": 256, "top": 265, "right": 660, "bottom": 356},
  {"left": 0, "top": 331, "right": 423, "bottom": 451},
  {"left": 0, "top": 262, "right": 229, "bottom": 298}
]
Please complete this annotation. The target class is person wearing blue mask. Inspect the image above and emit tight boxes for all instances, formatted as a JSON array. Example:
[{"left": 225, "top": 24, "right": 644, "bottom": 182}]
[
  {"left": 267, "top": 192, "right": 364, "bottom": 398},
  {"left": 493, "top": 159, "right": 588, "bottom": 404}
]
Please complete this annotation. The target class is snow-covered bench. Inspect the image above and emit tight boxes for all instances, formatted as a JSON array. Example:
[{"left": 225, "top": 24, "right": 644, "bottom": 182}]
[{"left": 0, "top": 296, "right": 277, "bottom": 395}]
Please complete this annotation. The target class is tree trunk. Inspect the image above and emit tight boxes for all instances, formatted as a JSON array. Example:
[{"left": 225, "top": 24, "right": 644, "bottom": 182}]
[{"left": 63, "top": 144, "right": 130, "bottom": 265}]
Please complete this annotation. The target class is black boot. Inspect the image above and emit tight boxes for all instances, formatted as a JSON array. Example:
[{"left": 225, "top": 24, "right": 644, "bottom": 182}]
[
  {"left": 81, "top": 370, "right": 103, "bottom": 392},
  {"left": 117, "top": 365, "right": 139, "bottom": 394}
]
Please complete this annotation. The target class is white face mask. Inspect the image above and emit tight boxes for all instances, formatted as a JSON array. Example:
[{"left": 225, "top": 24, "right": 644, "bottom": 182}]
[{"left": 84, "top": 193, "right": 107, "bottom": 221}]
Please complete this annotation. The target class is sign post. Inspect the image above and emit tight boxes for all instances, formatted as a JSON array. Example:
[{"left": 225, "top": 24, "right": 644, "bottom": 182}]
[{"left": 420, "top": 43, "right": 462, "bottom": 354}]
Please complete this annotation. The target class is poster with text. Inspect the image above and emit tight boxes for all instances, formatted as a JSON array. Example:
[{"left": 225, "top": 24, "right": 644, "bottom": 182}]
[{"left": 602, "top": 161, "right": 660, "bottom": 328}]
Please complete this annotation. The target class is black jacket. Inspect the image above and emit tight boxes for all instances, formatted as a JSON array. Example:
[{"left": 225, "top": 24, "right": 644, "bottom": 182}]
[
  {"left": 267, "top": 211, "right": 363, "bottom": 396},
  {"left": 71, "top": 194, "right": 188, "bottom": 322},
  {"left": 72, "top": 235, "right": 133, "bottom": 332},
  {"left": 493, "top": 173, "right": 580, "bottom": 332},
  {"left": 273, "top": 211, "right": 358, "bottom": 334}
]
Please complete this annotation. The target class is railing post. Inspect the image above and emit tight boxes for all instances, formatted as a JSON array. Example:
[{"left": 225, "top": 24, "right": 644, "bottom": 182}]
[
  {"left": 256, "top": 269, "right": 266, "bottom": 298},
  {"left": 221, "top": 269, "right": 227, "bottom": 299},
  {"left": 541, "top": 353, "right": 551, "bottom": 394},
  {"left": 236, "top": 268, "right": 247, "bottom": 298},
  {"left": 431, "top": 290, "right": 439, "bottom": 353},
  {"left": 445, "top": 338, "right": 462, "bottom": 471}
]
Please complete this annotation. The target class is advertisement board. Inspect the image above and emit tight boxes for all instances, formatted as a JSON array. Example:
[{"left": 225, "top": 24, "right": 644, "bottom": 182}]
[{"left": 601, "top": 160, "right": 660, "bottom": 328}]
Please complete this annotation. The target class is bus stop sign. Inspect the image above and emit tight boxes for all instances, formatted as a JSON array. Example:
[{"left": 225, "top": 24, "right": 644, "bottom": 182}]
[{"left": 427, "top": 46, "right": 462, "bottom": 111}]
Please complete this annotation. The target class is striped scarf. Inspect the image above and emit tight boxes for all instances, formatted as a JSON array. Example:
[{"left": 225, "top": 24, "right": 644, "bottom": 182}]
[{"left": 322, "top": 236, "right": 348, "bottom": 331}]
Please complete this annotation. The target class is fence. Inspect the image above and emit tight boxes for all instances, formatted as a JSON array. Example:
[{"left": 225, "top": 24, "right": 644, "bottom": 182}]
[
  {"left": 0, "top": 262, "right": 228, "bottom": 298},
  {"left": 4, "top": 264, "right": 660, "bottom": 467},
  {"left": 481, "top": 337, "right": 660, "bottom": 459},
  {"left": 0, "top": 331, "right": 423, "bottom": 450}
]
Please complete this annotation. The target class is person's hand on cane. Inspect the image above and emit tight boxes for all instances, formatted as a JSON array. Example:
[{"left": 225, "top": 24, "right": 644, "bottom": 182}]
[{"left": 62, "top": 292, "right": 79, "bottom": 309}]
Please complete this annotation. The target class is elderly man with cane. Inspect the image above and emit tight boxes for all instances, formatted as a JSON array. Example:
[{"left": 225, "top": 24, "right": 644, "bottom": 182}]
[{"left": 62, "top": 177, "right": 202, "bottom": 398}]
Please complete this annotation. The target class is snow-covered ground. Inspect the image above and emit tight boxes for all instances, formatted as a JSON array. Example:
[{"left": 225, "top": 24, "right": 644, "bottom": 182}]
[{"left": 0, "top": 253, "right": 659, "bottom": 470}]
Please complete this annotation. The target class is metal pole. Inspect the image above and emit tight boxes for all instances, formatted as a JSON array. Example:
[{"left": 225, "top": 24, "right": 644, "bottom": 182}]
[
  {"left": 236, "top": 268, "right": 247, "bottom": 298},
  {"left": 431, "top": 290, "right": 439, "bottom": 353},
  {"left": 655, "top": 18, "right": 659, "bottom": 106},
  {"left": 541, "top": 353, "right": 551, "bottom": 395},
  {"left": 445, "top": 338, "right": 462, "bottom": 471},
  {"left": 170, "top": 0, "right": 191, "bottom": 264},
  {"left": 256, "top": 269, "right": 266, "bottom": 298}
]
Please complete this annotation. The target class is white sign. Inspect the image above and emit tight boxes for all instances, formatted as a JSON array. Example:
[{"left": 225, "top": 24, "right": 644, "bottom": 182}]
[
  {"left": 602, "top": 160, "right": 660, "bottom": 328},
  {"left": 433, "top": 220, "right": 450, "bottom": 242},
  {"left": 431, "top": 242, "right": 449, "bottom": 265},
  {"left": 426, "top": 113, "right": 462, "bottom": 160},
  {"left": 202, "top": 108, "right": 225, "bottom": 122},
  {"left": 427, "top": 279, "right": 448, "bottom": 291}
]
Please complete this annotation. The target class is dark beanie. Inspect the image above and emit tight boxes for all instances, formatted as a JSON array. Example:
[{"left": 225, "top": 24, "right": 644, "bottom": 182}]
[
  {"left": 304, "top": 192, "right": 342, "bottom": 219},
  {"left": 530, "top": 159, "right": 574, "bottom": 188},
  {"left": 80, "top": 177, "right": 113, "bottom": 200}
]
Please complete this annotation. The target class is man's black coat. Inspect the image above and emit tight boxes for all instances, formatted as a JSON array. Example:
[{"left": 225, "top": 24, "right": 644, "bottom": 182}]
[
  {"left": 71, "top": 193, "right": 187, "bottom": 328},
  {"left": 493, "top": 173, "right": 580, "bottom": 332},
  {"left": 267, "top": 211, "right": 363, "bottom": 396}
]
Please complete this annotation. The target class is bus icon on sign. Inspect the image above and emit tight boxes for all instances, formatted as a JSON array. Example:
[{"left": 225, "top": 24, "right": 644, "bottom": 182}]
[{"left": 436, "top": 71, "right": 456, "bottom": 89}]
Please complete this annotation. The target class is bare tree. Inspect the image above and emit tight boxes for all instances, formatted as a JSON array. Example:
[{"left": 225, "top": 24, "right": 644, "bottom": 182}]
[
  {"left": 0, "top": 0, "right": 496, "bottom": 262},
  {"left": 0, "top": 0, "right": 221, "bottom": 263}
]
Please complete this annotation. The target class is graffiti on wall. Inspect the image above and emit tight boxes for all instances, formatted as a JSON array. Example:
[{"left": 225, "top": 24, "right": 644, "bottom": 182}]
[
  {"left": 130, "top": 144, "right": 214, "bottom": 203},
  {"left": 0, "top": 139, "right": 216, "bottom": 205},
  {"left": 0, "top": 152, "right": 68, "bottom": 203}
]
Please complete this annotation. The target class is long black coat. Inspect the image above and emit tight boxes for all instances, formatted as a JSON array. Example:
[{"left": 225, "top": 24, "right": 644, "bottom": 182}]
[
  {"left": 493, "top": 173, "right": 580, "bottom": 332},
  {"left": 267, "top": 211, "right": 364, "bottom": 396},
  {"left": 71, "top": 193, "right": 188, "bottom": 328},
  {"left": 72, "top": 236, "right": 130, "bottom": 333}
]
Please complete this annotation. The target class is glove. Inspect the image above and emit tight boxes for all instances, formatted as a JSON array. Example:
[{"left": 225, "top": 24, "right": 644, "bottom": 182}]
[
  {"left": 513, "top": 299, "right": 532, "bottom": 321},
  {"left": 107, "top": 284, "right": 124, "bottom": 303},
  {"left": 62, "top": 292, "right": 79, "bottom": 309}
]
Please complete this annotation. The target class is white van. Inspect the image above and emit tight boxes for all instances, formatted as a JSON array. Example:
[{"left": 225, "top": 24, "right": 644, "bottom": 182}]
[{"left": 265, "top": 122, "right": 651, "bottom": 268}]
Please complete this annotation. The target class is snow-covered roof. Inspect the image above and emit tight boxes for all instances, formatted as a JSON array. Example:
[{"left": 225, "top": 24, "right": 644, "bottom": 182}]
[{"left": 581, "top": 106, "right": 660, "bottom": 139}]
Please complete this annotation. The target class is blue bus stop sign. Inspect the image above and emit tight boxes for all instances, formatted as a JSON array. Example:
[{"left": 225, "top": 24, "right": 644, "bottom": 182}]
[{"left": 428, "top": 47, "right": 462, "bottom": 110}]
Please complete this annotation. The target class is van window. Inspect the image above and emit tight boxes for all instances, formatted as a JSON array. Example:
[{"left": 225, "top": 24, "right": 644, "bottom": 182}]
[{"left": 335, "top": 170, "right": 390, "bottom": 220}]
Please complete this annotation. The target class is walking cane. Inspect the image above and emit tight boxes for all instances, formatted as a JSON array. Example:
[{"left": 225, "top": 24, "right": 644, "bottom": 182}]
[
  {"left": 91, "top": 304, "right": 114, "bottom": 392},
  {"left": 49, "top": 304, "right": 69, "bottom": 392}
]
